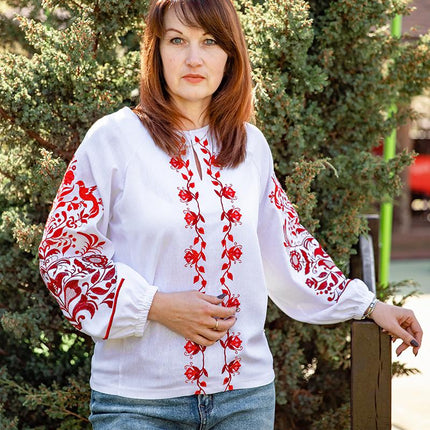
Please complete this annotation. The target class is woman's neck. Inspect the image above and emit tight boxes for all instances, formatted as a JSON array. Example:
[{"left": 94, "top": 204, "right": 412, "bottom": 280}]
[{"left": 174, "top": 100, "right": 209, "bottom": 131}]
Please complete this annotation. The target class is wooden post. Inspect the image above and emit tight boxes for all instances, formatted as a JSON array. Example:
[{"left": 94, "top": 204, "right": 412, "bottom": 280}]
[
  {"left": 351, "top": 321, "right": 392, "bottom": 430},
  {"left": 350, "top": 214, "right": 391, "bottom": 429}
]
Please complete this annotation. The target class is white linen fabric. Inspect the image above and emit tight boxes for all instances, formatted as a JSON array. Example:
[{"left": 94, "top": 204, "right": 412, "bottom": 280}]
[{"left": 39, "top": 107, "right": 374, "bottom": 399}]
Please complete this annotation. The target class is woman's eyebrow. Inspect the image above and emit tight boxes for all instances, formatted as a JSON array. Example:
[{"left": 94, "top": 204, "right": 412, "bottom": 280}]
[
  {"left": 165, "top": 28, "right": 183, "bottom": 34},
  {"left": 164, "top": 27, "right": 211, "bottom": 36}
]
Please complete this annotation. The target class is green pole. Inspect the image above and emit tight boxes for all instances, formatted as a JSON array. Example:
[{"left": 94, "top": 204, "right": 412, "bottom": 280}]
[{"left": 379, "top": 14, "right": 402, "bottom": 287}]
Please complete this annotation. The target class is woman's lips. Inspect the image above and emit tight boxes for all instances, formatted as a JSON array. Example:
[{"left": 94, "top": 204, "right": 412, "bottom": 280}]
[{"left": 183, "top": 74, "right": 205, "bottom": 83}]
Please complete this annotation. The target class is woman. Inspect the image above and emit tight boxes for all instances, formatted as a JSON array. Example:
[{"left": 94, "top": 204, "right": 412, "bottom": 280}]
[{"left": 39, "top": 0, "right": 422, "bottom": 428}]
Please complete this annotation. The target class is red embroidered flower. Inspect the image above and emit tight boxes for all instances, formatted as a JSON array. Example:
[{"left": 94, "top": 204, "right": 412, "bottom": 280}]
[
  {"left": 227, "top": 359, "right": 241, "bottom": 374},
  {"left": 226, "top": 335, "right": 242, "bottom": 351},
  {"left": 221, "top": 186, "right": 236, "bottom": 200},
  {"left": 184, "top": 210, "right": 199, "bottom": 226},
  {"left": 184, "top": 249, "right": 200, "bottom": 265},
  {"left": 184, "top": 365, "right": 200, "bottom": 381},
  {"left": 226, "top": 208, "right": 241, "bottom": 224},
  {"left": 306, "top": 278, "right": 317, "bottom": 289},
  {"left": 64, "top": 168, "right": 75, "bottom": 185},
  {"left": 184, "top": 340, "right": 201, "bottom": 356},
  {"left": 82, "top": 254, "right": 108, "bottom": 268},
  {"left": 227, "top": 245, "right": 242, "bottom": 261},
  {"left": 226, "top": 296, "right": 240, "bottom": 308},
  {"left": 289, "top": 250, "right": 302, "bottom": 272},
  {"left": 210, "top": 155, "right": 221, "bottom": 167},
  {"left": 178, "top": 189, "right": 193, "bottom": 203},
  {"left": 170, "top": 157, "right": 185, "bottom": 170}
]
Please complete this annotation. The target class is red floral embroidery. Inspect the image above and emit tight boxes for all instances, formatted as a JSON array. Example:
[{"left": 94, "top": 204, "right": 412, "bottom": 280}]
[
  {"left": 226, "top": 358, "right": 241, "bottom": 373},
  {"left": 289, "top": 249, "right": 302, "bottom": 271},
  {"left": 39, "top": 158, "right": 121, "bottom": 337},
  {"left": 221, "top": 186, "right": 236, "bottom": 200},
  {"left": 184, "top": 365, "right": 202, "bottom": 381},
  {"left": 171, "top": 149, "right": 209, "bottom": 394},
  {"left": 226, "top": 245, "right": 243, "bottom": 262},
  {"left": 172, "top": 136, "right": 245, "bottom": 393},
  {"left": 170, "top": 157, "right": 186, "bottom": 170},
  {"left": 178, "top": 189, "right": 193, "bottom": 203},
  {"left": 170, "top": 152, "right": 207, "bottom": 292},
  {"left": 184, "top": 340, "right": 202, "bottom": 356},
  {"left": 269, "top": 175, "right": 349, "bottom": 302},
  {"left": 184, "top": 249, "right": 200, "bottom": 265},
  {"left": 82, "top": 254, "right": 109, "bottom": 267},
  {"left": 194, "top": 136, "right": 243, "bottom": 392},
  {"left": 184, "top": 210, "right": 200, "bottom": 226},
  {"left": 184, "top": 341, "right": 208, "bottom": 394},
  {"left": 223, "top": 333, "right": 243, "bottom": 351},
  {"left": 226, "top": 208, "right": 242, "bottom": 223}
]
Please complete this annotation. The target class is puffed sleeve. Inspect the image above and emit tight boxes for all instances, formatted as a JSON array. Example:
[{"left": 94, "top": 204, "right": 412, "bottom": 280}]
[
  {"left": 38, "top": 120, "right": 157, "bottom": 340},
  {"left": 256, "top": 140, "right": 374, "bottom": 324}
]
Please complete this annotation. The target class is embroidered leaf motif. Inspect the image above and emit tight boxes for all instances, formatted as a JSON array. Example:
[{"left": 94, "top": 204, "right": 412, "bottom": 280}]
[
  {"left": 39, "top": 158, "right": 120, "bottom": 334},
  {"left": 268, "top": 174, "right": 348, "bottom": 303}
]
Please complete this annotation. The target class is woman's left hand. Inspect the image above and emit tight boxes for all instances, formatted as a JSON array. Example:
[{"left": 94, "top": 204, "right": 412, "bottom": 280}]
[{"left": 369, "top": 301, "right": 423, "bottom": 357}]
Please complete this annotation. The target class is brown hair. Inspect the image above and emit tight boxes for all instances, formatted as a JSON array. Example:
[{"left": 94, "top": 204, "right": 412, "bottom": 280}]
[{"left": 134, "top": 0, "right": 253, "bottom": 167}]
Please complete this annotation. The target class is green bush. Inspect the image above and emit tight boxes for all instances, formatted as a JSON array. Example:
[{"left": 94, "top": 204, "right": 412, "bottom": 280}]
[{"left": 0, "top": 0, "right": 429, "bottom": 428}]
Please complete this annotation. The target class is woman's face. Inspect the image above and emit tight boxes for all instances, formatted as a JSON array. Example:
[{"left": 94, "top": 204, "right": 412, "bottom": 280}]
[{"left": 159, "top": 8, "right": 228, "bottom": 121}]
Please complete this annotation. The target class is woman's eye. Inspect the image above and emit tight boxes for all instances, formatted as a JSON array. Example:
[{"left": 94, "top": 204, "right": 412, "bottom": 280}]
[
  {"left": 204, "top": 38, "right": 217, "bottom": 46},
  {"left": 170, "top": 37, "right": 183, "bottom": 45}
]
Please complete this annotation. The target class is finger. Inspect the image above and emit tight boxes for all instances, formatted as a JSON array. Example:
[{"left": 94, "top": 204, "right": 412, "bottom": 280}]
[
  {"left": 399, "top": 317, "right": 422, "bottom": 355},
  {"left": 201, "top": 328, "right": 223, "bottom": 342},
  {"left": 191, "top": 334, "right": 218, "bottom": 347},
  {"left": 390, "top": 324, "right": 420, "bottom": 351},
  {"left": 394, "top": 326, "right": 419, "bottom": 357},
  {"left": 200, "top": 325, "right": 232, "bottom": 343},
  {"left": 408, "top": 318, "right": 423, "bottom": 346},
  {"left": 203, "top": 293, "right": 226, "bottom": 306},
  {"left": 205, "top": 315, "right": 236, "bottom": 332},
  {"left": 405, "top": 325, "right": 421, "bottom": 356},
  {"left": 214, "top": 316, "right": 237, "bottom": 332},
  {"left": 209, "top": 304, "right": 237, "bottom": 319},
  {"left": 396, "top": 341, "right": 409, "bottom": 357},
  {"left": 400, "top": 309, "right": 423, "bottom": 345},
  {"left": 381, "top": 329, "right": 397, "bottom": 341}
]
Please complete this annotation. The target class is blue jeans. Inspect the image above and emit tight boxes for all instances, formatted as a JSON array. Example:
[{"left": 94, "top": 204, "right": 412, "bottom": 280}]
[{"left": 89, "top": 382, "right": 275, "bottom": 429}]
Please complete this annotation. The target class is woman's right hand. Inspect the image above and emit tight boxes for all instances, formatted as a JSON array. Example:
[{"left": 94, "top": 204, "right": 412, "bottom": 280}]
[{"left": 147, "top": 290, "right": 237, "bottom": 346}]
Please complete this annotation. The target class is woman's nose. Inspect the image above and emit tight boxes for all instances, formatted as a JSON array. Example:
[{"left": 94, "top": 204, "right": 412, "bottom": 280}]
[{"left": 185, "top": 44, "right": 203, "bottom": 67}]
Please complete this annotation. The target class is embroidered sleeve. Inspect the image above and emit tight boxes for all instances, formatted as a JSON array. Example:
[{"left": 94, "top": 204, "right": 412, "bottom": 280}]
[
  {"left": 39, "top": 151, "right": 157, "bottom": 340},
  {"left": 257, "top": 157, "right": 374, "bottom": 324}
]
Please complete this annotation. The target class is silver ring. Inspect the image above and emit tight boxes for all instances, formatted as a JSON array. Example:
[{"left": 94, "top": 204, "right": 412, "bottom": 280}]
[{"left": 213, "top": 319, "right": 219, "bottom": 331}]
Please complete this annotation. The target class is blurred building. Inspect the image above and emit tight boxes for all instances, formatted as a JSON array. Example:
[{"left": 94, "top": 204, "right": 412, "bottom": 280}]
[{"left": 392, "top": 0, "right": 430, "bottom": 259}]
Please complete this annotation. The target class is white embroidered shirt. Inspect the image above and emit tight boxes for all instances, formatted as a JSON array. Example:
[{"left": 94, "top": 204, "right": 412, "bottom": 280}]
[{"left": 39, "top": 107, "right": 374, "bottom": 399}]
